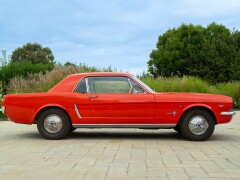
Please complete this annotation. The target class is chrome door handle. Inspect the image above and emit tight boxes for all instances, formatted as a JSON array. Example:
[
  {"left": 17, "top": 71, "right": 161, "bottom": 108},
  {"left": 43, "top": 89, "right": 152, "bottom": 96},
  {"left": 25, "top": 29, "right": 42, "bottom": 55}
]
[{"left": 89, "top": 95, "right": 98, "bottom": 99}]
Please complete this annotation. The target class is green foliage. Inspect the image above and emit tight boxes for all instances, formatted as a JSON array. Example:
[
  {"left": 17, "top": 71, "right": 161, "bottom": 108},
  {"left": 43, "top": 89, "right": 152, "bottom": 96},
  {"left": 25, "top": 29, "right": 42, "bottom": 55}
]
[
  {"left": 148, "top": 23, "right": 240, "bottom": 84},
  {"left": 141, "top": 76, "right": 240, "bottom": 108},
  {"left": 11, "top": 43, "right": 55, "bottom": 64},
  {"left": 0, "top": 61, "right": 54, "bottom": 94},
  {"left": 7, "top": 64, "right": 113, "bottom": 93},
  {"left": 64, "top": 61, "right": 77, "bottom": 67},
  {"left": 7, "top": 66, "right": 240, "bottom": 109},
  {"left": 214, "top": 81, "right": 240, "bottom": 108},
  {"left": 142, "top": 76, "right": 210, "bottom": 93}
]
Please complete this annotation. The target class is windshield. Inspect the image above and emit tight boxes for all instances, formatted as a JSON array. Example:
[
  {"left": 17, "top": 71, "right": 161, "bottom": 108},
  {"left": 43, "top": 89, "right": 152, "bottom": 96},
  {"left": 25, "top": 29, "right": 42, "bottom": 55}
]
[{"left": 132, "top": 76, "right": 155, "bottom": 93}]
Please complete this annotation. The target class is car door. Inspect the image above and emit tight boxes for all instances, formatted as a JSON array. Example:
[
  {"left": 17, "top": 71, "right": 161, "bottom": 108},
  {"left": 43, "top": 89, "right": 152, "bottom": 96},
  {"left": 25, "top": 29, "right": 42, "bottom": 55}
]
[
  {"left": 72, "top": 78, "right": 92, "bottom": 124},
  {"left": 87, "top": 76, "right": 155, "bottom": 124}
]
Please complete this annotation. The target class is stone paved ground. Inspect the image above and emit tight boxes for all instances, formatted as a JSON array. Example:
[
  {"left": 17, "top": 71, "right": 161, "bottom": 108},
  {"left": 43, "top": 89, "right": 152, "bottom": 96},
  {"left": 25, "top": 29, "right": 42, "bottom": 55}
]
[{"left": 0, "top": 112, "right": 240, "bottom": 180}]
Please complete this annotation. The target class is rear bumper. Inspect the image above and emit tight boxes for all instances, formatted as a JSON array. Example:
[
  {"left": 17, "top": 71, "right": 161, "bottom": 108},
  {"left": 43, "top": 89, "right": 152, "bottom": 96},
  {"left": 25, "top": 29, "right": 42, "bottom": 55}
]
[{"left": 1, "top": 106, "right": 5, "bottom": 114}]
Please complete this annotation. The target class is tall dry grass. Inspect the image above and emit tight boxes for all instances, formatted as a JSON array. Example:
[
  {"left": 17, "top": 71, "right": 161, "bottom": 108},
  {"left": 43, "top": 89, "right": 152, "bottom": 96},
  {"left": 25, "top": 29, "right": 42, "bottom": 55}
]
[
  {"left": 7, "top": 65, "right": 95, "bottom": 93},
  {"left": 142, "top": 76, "right": 240, "bottom": 108},
  {"left": 7, "top": 67, "right": 240, "bottom": 108}
]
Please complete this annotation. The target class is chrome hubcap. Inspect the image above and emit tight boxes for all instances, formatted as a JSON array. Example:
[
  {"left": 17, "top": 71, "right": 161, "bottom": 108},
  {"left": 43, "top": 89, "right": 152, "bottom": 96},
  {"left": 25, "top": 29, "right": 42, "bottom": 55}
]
[
  {"left": 189, "top": 115, "right": 209, "bottom": 135},
  {"left": 44, "top": 114, "right": 63, "bottom": 133}
]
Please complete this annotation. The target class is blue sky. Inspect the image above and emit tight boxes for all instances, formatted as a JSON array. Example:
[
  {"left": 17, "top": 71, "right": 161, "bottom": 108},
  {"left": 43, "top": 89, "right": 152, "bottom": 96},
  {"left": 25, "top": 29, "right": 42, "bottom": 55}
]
[{"left": 1, "top": 0, "right": 240, "bottom": 74}]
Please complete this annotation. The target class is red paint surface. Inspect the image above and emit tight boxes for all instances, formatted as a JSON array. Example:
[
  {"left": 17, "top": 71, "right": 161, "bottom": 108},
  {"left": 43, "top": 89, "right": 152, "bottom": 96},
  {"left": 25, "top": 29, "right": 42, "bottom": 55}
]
[{"left": 2, "top": 72, "right": 234, "bottom": 125}]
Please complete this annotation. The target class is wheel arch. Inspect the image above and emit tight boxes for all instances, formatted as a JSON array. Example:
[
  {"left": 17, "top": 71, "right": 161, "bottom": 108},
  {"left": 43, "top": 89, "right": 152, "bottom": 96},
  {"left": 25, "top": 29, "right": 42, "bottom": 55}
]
[
  {"left": 33, "top": 105, "right": 71, "bottom": 124},
  {"left": 177, "top": 105, "right": 217, "bottom": 128}
]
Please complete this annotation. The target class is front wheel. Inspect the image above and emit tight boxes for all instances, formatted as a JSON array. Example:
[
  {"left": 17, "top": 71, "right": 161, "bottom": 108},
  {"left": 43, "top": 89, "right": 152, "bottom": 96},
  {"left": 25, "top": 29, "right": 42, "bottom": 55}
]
[
  {"left": 37, "top": 108, "right": 71, "bottom": 140},
  {"left": 180, "top": 109, "right": 215, "bottom": 141}
]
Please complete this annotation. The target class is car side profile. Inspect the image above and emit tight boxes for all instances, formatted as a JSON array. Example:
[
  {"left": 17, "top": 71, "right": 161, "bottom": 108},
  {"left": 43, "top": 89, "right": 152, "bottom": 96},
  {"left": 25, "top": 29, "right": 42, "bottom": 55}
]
[{"left": 1, "top": 72, "right": 235, "bottom": 140}]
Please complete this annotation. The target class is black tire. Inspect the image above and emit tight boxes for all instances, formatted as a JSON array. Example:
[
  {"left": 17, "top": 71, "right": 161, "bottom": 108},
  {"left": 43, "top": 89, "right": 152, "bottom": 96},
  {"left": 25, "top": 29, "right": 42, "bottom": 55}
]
[
  {"left": 70, "top": 127, "right": 77, "bottom": 132},
  {"left": 37, "top": 108, "right": 71, "bottom": 140},
  {"left": 180, "top": 109, "right": 215, "bottom": 141},
  {"left": 173, "top": 126, "right": 181, "bottom": 133}
]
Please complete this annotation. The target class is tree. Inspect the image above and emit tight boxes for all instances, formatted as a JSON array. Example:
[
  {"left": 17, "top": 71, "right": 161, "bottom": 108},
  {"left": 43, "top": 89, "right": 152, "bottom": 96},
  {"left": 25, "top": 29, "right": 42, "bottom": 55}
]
[
  {"left": 148, "top": 23, "right": 240, "bottom": 83},
  {"left": 11, "top": 43, "right": 55, "bottom": 64},
  {"left": 64, "top": 61, "right": 77, "bottom": 67}
]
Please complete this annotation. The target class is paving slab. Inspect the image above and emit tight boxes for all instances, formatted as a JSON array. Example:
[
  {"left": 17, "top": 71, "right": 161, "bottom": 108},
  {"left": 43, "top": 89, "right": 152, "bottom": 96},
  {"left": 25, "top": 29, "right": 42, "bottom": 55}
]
[{"left": 0, "top": 111, "right": 239, "bottom": 180}]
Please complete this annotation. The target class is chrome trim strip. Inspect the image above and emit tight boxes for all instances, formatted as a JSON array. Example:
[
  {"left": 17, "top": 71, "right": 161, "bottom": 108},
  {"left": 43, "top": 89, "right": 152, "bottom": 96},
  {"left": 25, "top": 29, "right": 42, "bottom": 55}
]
[
  {"left": 72, "top": 77, "right": 84, "bottom": 92},
  {"left": 85, "top": 77, "right": 90, "bottom": 94},
  {"left": 128, "top": 78, "right": 133, "bottom": 89},
  {"left": 74, "top": 104, "right": 81, "bottom": 118},
  {"left": 72, "top": 124, "right": 176, "bottom": 128},
  {"left": 220, "top": 111, "right": 236, "bottom": 116}
]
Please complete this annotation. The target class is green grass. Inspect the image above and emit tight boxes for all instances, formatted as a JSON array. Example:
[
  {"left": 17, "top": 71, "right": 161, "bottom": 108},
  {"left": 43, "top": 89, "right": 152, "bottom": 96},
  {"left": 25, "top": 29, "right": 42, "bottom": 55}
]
[
  {"left": 142, "top": 76, "right": 240, "bottom": 108},
  {"left": 142, "top": 76, "right": 210, "bottom": 93},
  {"left": 4, "top": 66, "right": 240, "bottom": 109}
]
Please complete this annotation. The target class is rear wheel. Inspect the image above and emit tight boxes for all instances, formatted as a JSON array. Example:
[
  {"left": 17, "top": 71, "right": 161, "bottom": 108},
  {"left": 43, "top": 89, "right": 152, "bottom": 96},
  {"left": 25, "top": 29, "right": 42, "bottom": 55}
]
[
  {"left": 180, "top": 109, "right": 215, "bottom": 141},
  {"left": 37, "top": 108, "right": 71, "bottom": 140}
]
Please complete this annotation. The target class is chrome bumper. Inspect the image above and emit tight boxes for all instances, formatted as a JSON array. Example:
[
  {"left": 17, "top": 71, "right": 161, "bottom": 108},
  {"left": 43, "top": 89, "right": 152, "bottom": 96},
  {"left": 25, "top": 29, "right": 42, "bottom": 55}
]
[
  {"left": 220, "top": 111, "right": 236, "bottom": 116},
  {"left": 1, "top": 106, "right": 5, "bottom": 114}
]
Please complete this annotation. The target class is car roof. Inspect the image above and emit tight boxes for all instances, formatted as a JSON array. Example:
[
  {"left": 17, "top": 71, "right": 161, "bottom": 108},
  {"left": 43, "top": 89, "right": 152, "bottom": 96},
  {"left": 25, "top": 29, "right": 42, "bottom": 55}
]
[
  {"left": 67, "top": 72, "right": 131, "bottom": 77},
  {"left": 48, "top": 72, "right": 132, "bottom": 93}
]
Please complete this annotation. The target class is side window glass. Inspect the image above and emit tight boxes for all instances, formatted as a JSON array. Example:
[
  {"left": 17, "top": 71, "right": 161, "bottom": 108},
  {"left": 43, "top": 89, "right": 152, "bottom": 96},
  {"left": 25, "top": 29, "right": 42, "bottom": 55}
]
[
  {"left": 129, "top": 79, "right": 145, "bottom": 93},
  {"left": 74, "top": 78, "right": 87, "bottom": 94},
  {"left": 87, "top": 77, "right": 131, "bottom": 94}
]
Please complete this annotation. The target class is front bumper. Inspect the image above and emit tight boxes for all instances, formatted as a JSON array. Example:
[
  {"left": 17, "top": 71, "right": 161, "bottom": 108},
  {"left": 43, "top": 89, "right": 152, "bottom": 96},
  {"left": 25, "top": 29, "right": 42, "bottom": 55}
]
[{"left": 220, "top": 111, "right": 236, "bottom": 116}]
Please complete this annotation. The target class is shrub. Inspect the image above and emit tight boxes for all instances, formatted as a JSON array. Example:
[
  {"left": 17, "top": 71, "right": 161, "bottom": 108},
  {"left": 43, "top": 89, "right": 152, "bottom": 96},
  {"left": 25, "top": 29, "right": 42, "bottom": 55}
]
[
  {"left": 214, "top": 81, "right": 240, "bottom": 108},
  {"left": 8, "top": 66, "right": 80, "bottom": 93},
  {"left": 142, "top": 76, "right": 210, "bottom": 93},
  {"left": 7, "top": 64, "right": 110, "bottom": 93},
  {"left": 0, "top": 61, "right": 54, "bottom": 94},
  {"left": 6, "top": 69, "right": 240, "bottom": 109}
]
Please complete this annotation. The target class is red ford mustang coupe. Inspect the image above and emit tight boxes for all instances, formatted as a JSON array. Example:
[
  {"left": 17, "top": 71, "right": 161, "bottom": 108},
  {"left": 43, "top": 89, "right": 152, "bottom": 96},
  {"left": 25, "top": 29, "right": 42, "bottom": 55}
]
[{"left": 1, "top": 72, "right": 235, "bottom": 140}]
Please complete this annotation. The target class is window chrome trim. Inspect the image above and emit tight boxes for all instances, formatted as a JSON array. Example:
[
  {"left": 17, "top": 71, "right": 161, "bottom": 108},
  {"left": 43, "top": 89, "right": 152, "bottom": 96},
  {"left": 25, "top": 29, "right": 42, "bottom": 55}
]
[
  {"left": 131, "top": 75, "right": 154, "bottom": 93},
  {"left": 86, "top": 76, "right": 135, "bottom": 94},
  {"left": 72, "top": 124, "right": 176, "bottom": 128},
  {"left": 128, "top": 78, "right": 133, "bottom": 89},
  {"left": 128, "top": 78, "right": 146, "bottom": 94},
  {"left": 73, "top": 77, "right": 85, "bottom": 92},
  {"left": 74, "top": 104, "right": 81, "bottom": 118},
  {"left": 75, "top": 75, "right": 152, "bottom": 94},
  {"left": 85, "top": 77, "right": 90, "bottom": 94}
]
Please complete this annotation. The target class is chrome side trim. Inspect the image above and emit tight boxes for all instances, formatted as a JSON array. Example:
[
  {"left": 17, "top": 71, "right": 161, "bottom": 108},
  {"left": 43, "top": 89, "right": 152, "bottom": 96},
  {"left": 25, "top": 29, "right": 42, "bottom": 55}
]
[
  {"left": 74, "top": 104, "right": 81, "bottom": 118},
  {"left": 72, "top": 124, "right": 176, "bottom": 129},
  {"left": 220, "top": 111, "right": 236, "bottom": 116}
]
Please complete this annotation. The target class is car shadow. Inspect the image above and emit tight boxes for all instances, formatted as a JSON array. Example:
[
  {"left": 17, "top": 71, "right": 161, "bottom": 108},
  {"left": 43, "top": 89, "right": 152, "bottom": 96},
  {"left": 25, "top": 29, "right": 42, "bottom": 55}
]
[
  {"left": 15, "top": 129, "right": 185, "bottom": 141},
  {"left": 14, "top": 129, "right": 234, "bottom": 142},
  {"left": 67, "top": 130, "right": 185, "bottom": 140}
]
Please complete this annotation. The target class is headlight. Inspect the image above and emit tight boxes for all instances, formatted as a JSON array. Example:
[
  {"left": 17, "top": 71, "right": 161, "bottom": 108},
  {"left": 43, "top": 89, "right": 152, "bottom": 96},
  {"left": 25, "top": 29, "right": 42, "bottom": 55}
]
[{"left": 1, "top": 106, "right": 5, "bottom": 114}]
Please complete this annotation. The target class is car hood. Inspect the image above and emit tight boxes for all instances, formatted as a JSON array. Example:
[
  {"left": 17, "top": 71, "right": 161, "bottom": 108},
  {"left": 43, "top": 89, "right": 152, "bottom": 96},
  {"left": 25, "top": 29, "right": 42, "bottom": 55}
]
[{"left": 153, "top": 92, "right": 233, "bottom": 103}]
